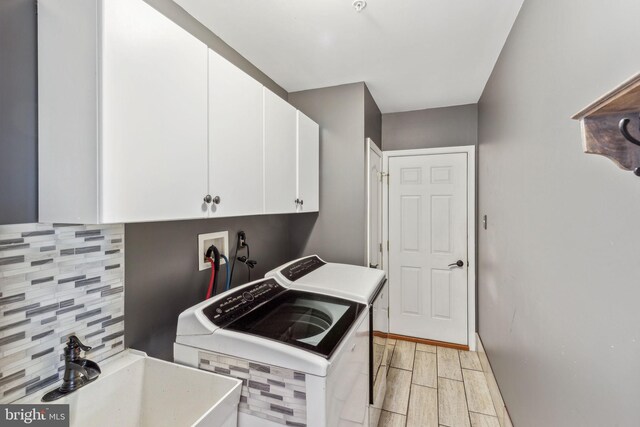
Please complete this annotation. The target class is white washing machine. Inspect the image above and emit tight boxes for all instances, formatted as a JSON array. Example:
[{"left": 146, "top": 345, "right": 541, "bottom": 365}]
[
  {"left": 174, "top": 277, "right": 369, "bottom": 427},
  {"left": 266, "top": 256, "right": 389, "bottom": 427}
]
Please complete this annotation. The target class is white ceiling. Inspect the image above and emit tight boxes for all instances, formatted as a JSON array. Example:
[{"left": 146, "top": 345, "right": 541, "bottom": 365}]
[{"left": 174, "top": 0, "right": 524, "bottom": 113}]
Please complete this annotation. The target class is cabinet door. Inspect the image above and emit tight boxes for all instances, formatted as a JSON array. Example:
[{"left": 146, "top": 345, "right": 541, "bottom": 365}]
[
  {"left": 296, "top": 111, "right": 319, "bottom": 212},
  {"left": 100, "top": 0, "right": 208, "bottom": 223},
  {"left": 264, "top": 88, "right": 297, "bottom": 214},
  {"left": 209, "top": 50, "right": 264, "bottom": 217}
]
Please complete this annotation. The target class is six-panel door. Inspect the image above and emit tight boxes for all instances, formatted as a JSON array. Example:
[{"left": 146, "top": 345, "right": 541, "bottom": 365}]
[
  {"left": 100, "top": 0, "right": 209, "bottom": 223},
  {"left": 388, "top": 153, "right": 468, "bottom": 345}
]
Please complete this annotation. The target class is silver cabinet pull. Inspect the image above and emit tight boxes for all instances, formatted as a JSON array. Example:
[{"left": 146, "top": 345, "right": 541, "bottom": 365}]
[{"left": 203, "top": 195, "right": 212, "bottom": 203}]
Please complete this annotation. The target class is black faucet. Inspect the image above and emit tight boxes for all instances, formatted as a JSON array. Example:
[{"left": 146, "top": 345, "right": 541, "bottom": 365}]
[{"left": 42, "top": 335, "right": 101, "bottom": 402}]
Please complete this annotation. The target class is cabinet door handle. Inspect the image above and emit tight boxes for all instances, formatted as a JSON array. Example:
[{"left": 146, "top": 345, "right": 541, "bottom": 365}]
[
  {"left": 212, "top": 196, "right": 221, "bottom": 205},
  {"left": 299, "top": 199, "right": 303, "bottom": 205},
  {"left": 204, "top": 195, "right": 212, "bottom": 204}
]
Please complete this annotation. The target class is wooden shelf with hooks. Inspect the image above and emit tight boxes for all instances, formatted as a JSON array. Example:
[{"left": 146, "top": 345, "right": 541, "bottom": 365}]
[{"left": 572, "top": 73, "right": 640, "bottom": 176}]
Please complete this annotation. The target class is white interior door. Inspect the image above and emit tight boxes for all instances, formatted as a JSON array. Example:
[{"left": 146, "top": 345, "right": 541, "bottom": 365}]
[
  {"left": 367, "top": 139, "right": 383, "bottom": 269},
  {"left": 388, "top": 153, "right": 468, "bottom": 345}
]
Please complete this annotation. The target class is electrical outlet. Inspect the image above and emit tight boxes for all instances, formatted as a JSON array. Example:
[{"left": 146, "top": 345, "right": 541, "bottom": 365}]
[
  {"left": 198, "top": 231, "right": 229, "bottom": 271},
  {"left": 238, "top": 230, "right": 247, "bottom": 248}
]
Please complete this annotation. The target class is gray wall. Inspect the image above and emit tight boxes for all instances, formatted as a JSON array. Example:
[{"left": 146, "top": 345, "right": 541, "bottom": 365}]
[
  {"left": 364, "top": 85, "right": 382, "bottom": 149},
  {"left": 477, "top": 0, "right": 640, "bottom": 426},
  {"left": 382, "top": 104, "right": 477, "bottom": 151},
  {"left": 0, "top": 0, "right": 38, "bottom": 225},
  {"left": 288, "top": 83, "right": 368, "bottom": 266},
  {"left": 125, "top": 215, "right": 293, "bottom": 361}
]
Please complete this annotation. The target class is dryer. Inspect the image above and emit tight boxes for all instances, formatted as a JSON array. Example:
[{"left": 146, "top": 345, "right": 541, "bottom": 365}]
[
  {"left": 266, "top": 256, "right": 389, "bottom": 427},
  {"left": 174, "top": 277, "right": 369, "bottom": 427}
]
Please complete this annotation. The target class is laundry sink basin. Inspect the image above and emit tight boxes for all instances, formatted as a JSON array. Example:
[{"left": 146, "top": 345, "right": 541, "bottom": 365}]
[{"left": 17, "top": 349, "right": 242, "bottom": 427}]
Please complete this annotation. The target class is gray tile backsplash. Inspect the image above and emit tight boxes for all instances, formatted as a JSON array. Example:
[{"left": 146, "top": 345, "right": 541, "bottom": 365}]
[{"left": 0, "top": 223, "right": 125, "bottom": 403}]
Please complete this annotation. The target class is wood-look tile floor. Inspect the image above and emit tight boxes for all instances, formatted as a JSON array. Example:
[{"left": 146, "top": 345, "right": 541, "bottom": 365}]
[{"left": 380, "top": 339, "right": 500, "bottom": 427}]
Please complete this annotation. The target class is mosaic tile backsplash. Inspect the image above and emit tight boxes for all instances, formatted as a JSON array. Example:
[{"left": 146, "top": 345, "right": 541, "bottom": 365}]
[
  {"left": 0, "top": 223, "right": 125, "bottom": 403},
  {"left": 199, "top": 350, "right": 308, "bottom": 427}
]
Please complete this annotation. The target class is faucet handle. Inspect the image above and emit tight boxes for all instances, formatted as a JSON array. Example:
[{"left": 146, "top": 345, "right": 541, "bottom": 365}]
[{"left": 67, "top": 335, "right": 92, "bottom": 352}]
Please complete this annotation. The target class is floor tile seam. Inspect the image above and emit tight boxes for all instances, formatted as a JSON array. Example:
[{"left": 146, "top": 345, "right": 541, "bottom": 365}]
[
  {"left": 457, "top": 350, "right": 473, "bottom": 427},
  {"left": 469, "top": 410, "right": 500, "bottom": 418}
]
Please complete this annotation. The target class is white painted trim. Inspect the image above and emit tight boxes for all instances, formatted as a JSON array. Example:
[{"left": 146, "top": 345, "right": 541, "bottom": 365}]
[
  {"left": 382, "top": 145, "right": 477, "bottom": 350},
  {"left": 365, "top": 138, "right": 383, "bottom": 267}
]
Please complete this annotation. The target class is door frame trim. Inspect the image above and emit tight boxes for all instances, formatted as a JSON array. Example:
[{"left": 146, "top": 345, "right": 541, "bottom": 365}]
[
  {"left": 382, "top": 145, "right": 477, "bottom": 351},
  {"left": 366, "top": 138, "right": 383, "bottom": 267}
]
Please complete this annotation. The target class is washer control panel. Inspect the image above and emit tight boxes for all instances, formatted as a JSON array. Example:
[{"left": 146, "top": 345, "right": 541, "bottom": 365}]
[
  {"left": 202, "top": 279, "right": 285, "bottom": 327},
  {"left": 281, "top": 256, "right": 326, "bottom": 282}
]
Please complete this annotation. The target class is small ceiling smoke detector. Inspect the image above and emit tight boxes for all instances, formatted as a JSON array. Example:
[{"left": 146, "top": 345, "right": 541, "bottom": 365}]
[{"left": 352, "top": 0, "right": 367, "bottom": 12}]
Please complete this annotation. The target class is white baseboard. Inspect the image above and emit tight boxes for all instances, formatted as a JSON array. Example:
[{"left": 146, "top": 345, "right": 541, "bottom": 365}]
[{"left": 476, "top": 333, "right": 514, "bottom": 427}]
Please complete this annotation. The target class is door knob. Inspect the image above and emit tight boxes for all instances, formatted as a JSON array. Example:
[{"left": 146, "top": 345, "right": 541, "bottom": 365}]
[{"left": 448, "top": 260, "right": 464, "bottom": 268}]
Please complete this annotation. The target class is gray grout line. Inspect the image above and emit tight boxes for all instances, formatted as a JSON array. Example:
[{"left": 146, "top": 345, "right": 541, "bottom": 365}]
[
  {"left": 436, "top": 346, "right": 440, "bottom": 426},
  {"left": 469, "top": 410, "right": 499, "bottom": 417},
  {"left": 458, "top": 350, "right": 473, "bottom": 427},
  {"left": 437, "top": 375, "right": 465, "bottom": 383},
  {"left": 405, "top": 344, "right": 417, "bottom": 426}
]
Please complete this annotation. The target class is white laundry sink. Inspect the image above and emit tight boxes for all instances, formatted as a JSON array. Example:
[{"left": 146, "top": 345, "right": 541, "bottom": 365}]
[{"left": 17, "top": 349, "right": 242, "bottom": 427}]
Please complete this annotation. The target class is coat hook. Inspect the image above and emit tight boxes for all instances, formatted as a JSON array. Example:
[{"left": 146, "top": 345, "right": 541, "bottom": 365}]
[{"left": 618, "top": 114, "right": 640, "bottom": 147}]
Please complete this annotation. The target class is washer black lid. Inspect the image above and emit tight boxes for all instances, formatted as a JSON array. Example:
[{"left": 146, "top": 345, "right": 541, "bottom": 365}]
[{"left": 225, "top": 289, "right": 365, "bottom": 358}]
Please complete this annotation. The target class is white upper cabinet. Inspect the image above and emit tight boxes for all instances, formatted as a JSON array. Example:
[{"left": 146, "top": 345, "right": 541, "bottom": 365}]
[
  {"left": 100, "top": 0, "right": 209, "bottom": 223},
  {"left": 38, "top": 0, "right": 208, "bottom": 224},
  {"left": 264, "top": 88, "right": 298, "bottom": 214},
  {"left": 296, "top": 111, "right": 320, "bottom": 212},
  {"left": 38, "top": 0, "right": 319, "bottom": 224},
  {"left": 208, "top": 50, "right": 264, "bottom": 217}
]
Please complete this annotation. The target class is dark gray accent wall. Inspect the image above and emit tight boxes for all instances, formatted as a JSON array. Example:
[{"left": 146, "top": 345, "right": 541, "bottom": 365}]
[
  {"left": 364, "top": 85, "right": 382, "bottom": 149},
  {"left": 288, "top": 83, "right": 367, "bottom": 266},
  {"left": 144, "top": 0, "right": 287, "bottom": 100},
  {"left": 0, "top": 0, "right": 38, "bottom": 225},
  {"left": 125, "top": 215, "right": 293, "bottom": 360},
  {"left": 382, "top": 104, "right": 477, "bottom": 151},
  {"left": 477, "top": 0, "right": 640, "bottom": 426}
]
